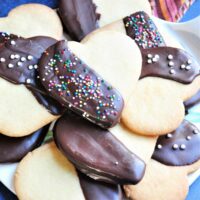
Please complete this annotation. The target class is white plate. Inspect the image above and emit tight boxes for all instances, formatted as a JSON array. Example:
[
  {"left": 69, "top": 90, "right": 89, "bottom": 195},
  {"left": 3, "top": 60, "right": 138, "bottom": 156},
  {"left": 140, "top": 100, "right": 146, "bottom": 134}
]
[{"left": 0, "top": 16, "right": 200, "bottom": 195}]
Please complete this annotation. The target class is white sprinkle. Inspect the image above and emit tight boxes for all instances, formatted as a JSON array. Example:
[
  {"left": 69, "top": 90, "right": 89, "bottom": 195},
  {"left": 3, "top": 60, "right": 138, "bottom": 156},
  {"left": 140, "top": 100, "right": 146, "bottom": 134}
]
[
  {"left": 69, "top": 104, "right": 72, "bottom": 108},
  {"left": 34, "top": 65, "right": 38, "bottom": 69},
  {"left": 155, "top": 54, "right": 160, "bottom": 59},
  {"left": 10, "top": 54, "right": 15, "bottom": 59},
  {"left": 8, "top": 63, "right": 14, "bottom": 68},
  {"left": 0, "top": 58, "right": 5, "bottom": 62},
  {"left": 168, "top": 61, "right": 174, "bottom": 67},
  {"left": 180, "top": 144, "right": 186, "bottom": 150},
  {"left": 187, "top": 59, "right": 192, "bottom": 65},
  {"left": 45, "top": 72, "right": 48, "bottom": 76},
  {"left": 28, "top": 65, "right": 33, "bottom": 70},
  {"left": 180, "top": 64, "right": 186, "bottom": 69},
  {"left": 186, "top": 136, "right": 191, "bottom": 140},
  {"left": 147, "top": 59, "right": 152, "bottom": 64},
  {"left": 10, "top": 40, "right": 16, "bottom": 45},
  {"left": 172, "top": 144, "right": 178, "bottom": 150},
  {"left": 27, "top": 55, "right": 33, "bottom": 60},
  {"left": 15, "top": 54, "right": 20, "bottom": 59},
  {"left": 157, "top": 144, "right": 162, "bottom": 149},
  {"left": 21, "top": 57, "right": 26, "bottom": 62},
  {"left": 42, "top": 78, "right": 45, "bottom": 81},
  {"left": 26, "top": 79, "right": 31, "bottom": 84},
  {"left": 166, "top": 133, "right": 172, "bottom": 138},
  {"left": 193, "top": 129, "right": 199, "bottom": 134},
  {"left": 185, "top": 65, "right": 191, "bottom": 71},
  {"left": 147, "top": 54, "right": 153, "bottom": 58},
  {"left": 169, "top": 69, "right": 175, "bottom": 74},
  {"left": 17, "top": 62, "right": 23, "bottom": 67},
  {"left": 167, "top": 54, "right": 173, "bottom": 60},
  {"left": 152, "top": 57, "right": 158, "bottom": 62},
  {"left": 115, "top": 161, "right": 119, "bottom": 165}
]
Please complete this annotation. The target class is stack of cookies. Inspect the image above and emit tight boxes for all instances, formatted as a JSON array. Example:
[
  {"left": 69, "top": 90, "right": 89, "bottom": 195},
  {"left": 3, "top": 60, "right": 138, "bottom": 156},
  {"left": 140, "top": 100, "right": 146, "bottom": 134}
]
[{"left": 0, "top": 2, "right": 200, "bottom": 200}]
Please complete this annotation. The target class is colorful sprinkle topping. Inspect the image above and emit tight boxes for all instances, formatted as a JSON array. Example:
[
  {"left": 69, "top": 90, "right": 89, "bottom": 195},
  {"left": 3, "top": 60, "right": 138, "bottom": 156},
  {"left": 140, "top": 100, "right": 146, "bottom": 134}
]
[
  {"left": 39, "top": 41, "right": 124, "bottom": 128},
  {"left": 123, "top": 11, "right": 165, "bottom": 49}
]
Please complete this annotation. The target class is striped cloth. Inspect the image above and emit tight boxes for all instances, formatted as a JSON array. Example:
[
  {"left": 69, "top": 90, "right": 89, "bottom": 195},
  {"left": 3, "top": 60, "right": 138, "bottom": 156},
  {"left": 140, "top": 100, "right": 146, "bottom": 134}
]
[{"left": 149, "top": 0, "right": 196, "bottom": 21}]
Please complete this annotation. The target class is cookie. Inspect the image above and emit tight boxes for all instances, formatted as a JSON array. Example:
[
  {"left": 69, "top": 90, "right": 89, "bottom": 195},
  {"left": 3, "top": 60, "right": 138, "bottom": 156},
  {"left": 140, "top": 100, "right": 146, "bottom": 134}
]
[
  {"left": 93, "top": 12, "right": 200, "bottom": 135},
  {"left": 39, "top": 31, "right": 142, "bottom": 128},
  {"left": 0, "top": 4, "right": 63, "bottom": 39},
  {"left": 15, "top": 142, "right": 122, "bottom": 200},
  {"left": 54, "top": 112, "right": 148, "bottom": 185},
  {"left": 59, "top": 0, "right": 151, "bottom": 40},
  {"left": 0, "top": 33, "right": 64, "bottom": 137},
  {"left": 0, "top": 125, "right": 49, "bottom": 163},
  {"left": 152, "top": 120, "right": 200, "bottom": 166},
  {"left": 122, "top": 67, "right": 200, "bottom": 136},
  {"left": 123, "top": 159, "right": 189, "bottom": 200}
]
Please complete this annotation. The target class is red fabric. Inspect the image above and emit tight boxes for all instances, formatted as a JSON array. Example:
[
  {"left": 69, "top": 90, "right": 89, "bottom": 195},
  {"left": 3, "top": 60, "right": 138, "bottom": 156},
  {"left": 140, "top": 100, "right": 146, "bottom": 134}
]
[{"left": 149, "top": 0, "right": 196, "bottom": 21}]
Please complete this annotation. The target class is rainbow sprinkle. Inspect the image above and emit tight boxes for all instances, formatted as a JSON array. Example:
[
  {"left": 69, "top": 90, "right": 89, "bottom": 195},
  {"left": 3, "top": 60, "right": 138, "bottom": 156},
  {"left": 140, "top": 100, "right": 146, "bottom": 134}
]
[{"left": 123, "top": 12, "right": 165, "bottom": 49}]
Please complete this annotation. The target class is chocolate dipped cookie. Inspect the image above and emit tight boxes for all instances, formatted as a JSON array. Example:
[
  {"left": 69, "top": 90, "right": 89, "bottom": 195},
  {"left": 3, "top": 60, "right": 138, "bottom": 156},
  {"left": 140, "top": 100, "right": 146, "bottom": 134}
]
[
  {"left": 39, "top": 30, "right": 142, "bottom": 128},
  {"left": 15, "top": 142, "right": 123, "bottom": 200},
  {"left": 59, "top": 0, "right": 151, "bottom": 41},
  {"left": 53, "top": 112, "right": 147, "bottom": 185},
  {"left": 0, "top": 32, "right": 64, "bottom": 137}
]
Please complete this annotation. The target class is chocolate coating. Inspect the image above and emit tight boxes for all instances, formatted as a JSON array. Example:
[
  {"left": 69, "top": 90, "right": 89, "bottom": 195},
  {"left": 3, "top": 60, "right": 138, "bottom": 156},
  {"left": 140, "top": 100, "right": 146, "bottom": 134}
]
[
  {"left": 0, "top": 125, "right": 49, "bottom": 163},
  {"left": 140, "top": 47, "right": 200, "bottom": 84},
  {"left": 78, "top": 171, "right": 122, "bottom": 200},
  {"left": 152, "top": 120, "right": 200, "bottom": 166},
  {"left": 123, "top": 12, "right": 165, "bottom": 49},
  {"left": 54, "top": 113, "right": 145, "bottom": 185},
  {"left": 123, "top": 13, "right": 200, "bottom": 84},
  {"left": 30, "top": 90, "right": 64, "bottom": 115},
  {"left": 39, "top": 40, "right": 124, "bottom": 129},
  {"left": 0, "top": 32, "right": 64, "bottom": 115},
  {"left": 184, "top": 90, "right": 200, "bottom": 110},
  {"left": 0, "top": 32, "right": 55, "bottom": 89},
  {"left": 59, "top": 0, "right": 100, "bottom": 41}
]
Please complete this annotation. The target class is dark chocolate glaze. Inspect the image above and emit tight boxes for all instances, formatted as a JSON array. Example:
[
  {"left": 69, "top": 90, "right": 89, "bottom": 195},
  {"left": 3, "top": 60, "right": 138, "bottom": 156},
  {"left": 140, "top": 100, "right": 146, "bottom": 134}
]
[
  {"left": 30, "top": 89, "right": 64, "bottom": 115},
  {"left": 39, "top": 40, "right": 124, "bottom": 129},
  {"left": 123, "top": 13, "right": 200, "bottom": 84},
  {"left": 0, "top": 32, "right": 64, "bottom": 115},
  {"left": 77, "top": 171, "right": 122, "bottom": 200},
  {"left": 123, "top": 12, "right": 165, "bottom": 49},
  {"left": 184, "top": 90, "right": 200, "bottom": 110},
  {"left": 152, "top": 120, "right": 200, "bottom": 166},
  {"left": 54, "top": 112, "right": 145, "bottom": 185},
  {"left": 140, "top": 47, "right": 200, "bottom": 84},
  {"left": 0, "top": 125, "right": 49, "bottom": 163},
  {"left": 59, "top": 0, "right": 100, "bottom": 41}
]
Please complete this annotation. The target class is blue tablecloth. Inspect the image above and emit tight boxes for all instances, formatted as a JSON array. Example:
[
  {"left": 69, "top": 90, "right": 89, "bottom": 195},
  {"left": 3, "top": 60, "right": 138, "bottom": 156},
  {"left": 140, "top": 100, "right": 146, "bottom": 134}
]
[{"left": 0, "top": 0, "right": 199, "bottom": 199}]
